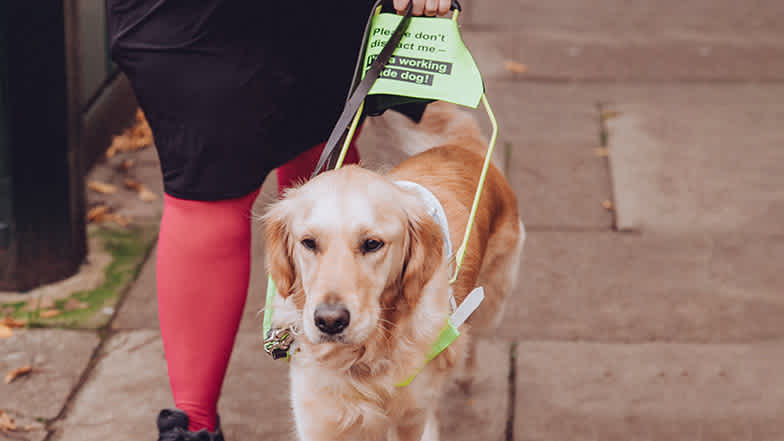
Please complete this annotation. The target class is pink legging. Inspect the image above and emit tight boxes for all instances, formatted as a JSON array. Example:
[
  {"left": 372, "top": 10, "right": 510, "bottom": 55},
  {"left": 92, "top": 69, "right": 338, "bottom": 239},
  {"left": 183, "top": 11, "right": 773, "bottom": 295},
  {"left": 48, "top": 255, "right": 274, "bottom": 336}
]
[{"left": 157, "top": 142, "right": 359, "bottom": 432}]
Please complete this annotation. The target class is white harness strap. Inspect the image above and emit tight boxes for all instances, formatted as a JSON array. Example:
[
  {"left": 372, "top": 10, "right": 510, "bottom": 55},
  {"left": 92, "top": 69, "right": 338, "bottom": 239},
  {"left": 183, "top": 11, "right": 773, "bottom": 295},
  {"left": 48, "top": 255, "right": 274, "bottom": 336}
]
[
  {"left": 395, "top": 180, "right": 457, "bottom": 311},
  {"left": 395, "top": 180, "right": 452, "bottom": 258}
]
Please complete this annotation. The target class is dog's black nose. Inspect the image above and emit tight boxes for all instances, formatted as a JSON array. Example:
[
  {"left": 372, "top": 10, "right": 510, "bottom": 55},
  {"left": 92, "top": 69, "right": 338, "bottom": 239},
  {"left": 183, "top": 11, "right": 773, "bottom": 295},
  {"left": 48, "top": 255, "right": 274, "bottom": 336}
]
[{"left": 314, "top": 303, "right": 350, "bottom": 335}]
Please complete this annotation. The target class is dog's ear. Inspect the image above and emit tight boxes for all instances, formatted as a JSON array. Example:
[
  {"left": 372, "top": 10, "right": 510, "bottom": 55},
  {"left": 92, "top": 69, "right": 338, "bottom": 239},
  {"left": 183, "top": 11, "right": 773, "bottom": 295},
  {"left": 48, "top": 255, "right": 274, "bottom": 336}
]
[
  {"left": 263, "top": 200, "right": 297, "bottom": 298},
  {"left": 401, "top": 206, "right": 445, "bottom": 308}
]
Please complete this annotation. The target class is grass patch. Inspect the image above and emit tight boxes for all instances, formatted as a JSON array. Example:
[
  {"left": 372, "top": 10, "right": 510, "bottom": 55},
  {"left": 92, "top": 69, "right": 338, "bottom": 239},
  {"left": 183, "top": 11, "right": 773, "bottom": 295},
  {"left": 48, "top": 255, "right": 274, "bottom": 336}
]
[{"left": 4, "top": 225, "right": 157, "bottom": 328}]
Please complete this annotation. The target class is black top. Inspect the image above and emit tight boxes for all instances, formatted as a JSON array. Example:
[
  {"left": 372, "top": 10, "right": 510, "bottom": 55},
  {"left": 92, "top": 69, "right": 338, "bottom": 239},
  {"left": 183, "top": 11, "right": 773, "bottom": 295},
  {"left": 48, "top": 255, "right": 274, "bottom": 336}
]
[{"left": 107, "top": 0, "right": 380, "bottom": 200}]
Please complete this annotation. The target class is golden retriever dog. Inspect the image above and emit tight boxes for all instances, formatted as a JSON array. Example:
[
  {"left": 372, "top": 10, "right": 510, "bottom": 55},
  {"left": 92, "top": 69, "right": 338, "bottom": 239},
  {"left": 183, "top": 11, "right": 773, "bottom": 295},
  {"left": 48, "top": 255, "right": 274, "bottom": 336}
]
[{"left": 263, "top": 102, "right": 524, "bottom": 441}]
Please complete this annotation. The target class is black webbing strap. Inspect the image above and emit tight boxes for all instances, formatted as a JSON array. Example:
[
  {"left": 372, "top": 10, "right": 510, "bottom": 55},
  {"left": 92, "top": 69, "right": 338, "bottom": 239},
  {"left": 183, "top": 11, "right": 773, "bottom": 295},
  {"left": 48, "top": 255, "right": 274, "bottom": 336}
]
[{"left": 310, "top": 1, "right": 413, "bottom": 178}]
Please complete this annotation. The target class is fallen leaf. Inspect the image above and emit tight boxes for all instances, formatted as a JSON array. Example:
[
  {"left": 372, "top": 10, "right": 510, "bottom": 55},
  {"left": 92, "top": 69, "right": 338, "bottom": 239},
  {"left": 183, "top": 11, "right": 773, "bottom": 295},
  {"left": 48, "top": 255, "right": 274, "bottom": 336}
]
[
  {"left": 123, "top": 178, "right": 142, "bottom": 191},
  {"left": 38, "top": 309, "right": 61, "bottom": 318},
  {"left": 138, "top": 188, "right": 158, "bottom": 202},
  {"left": 105, "top": 133, "right": 149, "bottom": 157},
  {"left": 504, "top": 60, "right": 528, "bottom": 74},
  {"left": 105, "top": 108, "right": 155, "bottom": 157},
  {"left": 106, "top": 214, "right": 130, "bottom": 227},
  {"left": 87, "top": 181, "right": 117, "bottom": 194},
  {"left": 602, "top": 199, "right": 615, "bottom": 210},
  {"left": 0, "top": 410, "right": 17, "bottom": 431},
  {"left": 87, "top": 205, "right": 110, "bottom": 223},
  {"left": 106, "top": 135, "right": 132, "bottom": 158},
  {"left": 4, "top": 365, "right": 32, "bottom": 384},
  {"left": 600, "top": 110, "right": 622, "bottom": 121},
  {"left": 593, "top": 147, "right": 610, "bottom": 157},
  {"left": 0, "top": 325, "right": 12, "bottom": 339},
  {"left": 129, "top": 123, "right": 153, "bottom": 141},
  {"left": 125, "top": 179, "right": 158, "bottom": 202},
  {"left": 0, "top": 317, "right": 26, "bottom": 328}
]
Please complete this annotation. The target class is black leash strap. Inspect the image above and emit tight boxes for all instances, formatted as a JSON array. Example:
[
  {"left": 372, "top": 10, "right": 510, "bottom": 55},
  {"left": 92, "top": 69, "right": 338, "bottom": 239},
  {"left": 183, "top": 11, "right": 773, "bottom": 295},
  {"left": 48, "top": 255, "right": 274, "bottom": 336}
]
[{"left": 311, "top": 1, "right": 413, "bottom": 178}]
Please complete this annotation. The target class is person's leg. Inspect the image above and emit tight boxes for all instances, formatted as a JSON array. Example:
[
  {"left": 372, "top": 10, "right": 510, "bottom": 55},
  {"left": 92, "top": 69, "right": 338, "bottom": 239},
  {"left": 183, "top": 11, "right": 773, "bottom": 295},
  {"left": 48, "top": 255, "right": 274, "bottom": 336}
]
[
  {"left": 157, "top": 189, "right": 260, "bottom": 432},
  {"left": 276, "top": 137, "right": 361, "bottom": 197}
]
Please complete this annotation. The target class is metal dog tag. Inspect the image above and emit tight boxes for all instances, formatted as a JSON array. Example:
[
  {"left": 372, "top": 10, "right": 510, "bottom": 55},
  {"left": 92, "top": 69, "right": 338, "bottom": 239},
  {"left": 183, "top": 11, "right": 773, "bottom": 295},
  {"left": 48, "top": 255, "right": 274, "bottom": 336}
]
[{"left": 264, "top": 327, "right": 295, "bottom": 360}]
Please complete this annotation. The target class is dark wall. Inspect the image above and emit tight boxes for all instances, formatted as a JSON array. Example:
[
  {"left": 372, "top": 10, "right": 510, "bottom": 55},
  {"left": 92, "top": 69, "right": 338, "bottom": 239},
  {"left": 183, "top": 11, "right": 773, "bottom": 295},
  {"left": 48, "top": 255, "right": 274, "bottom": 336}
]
[
  {"left": 0, "top": 1, "right": 13, "bottom": 252},
  {"left": 0, "top": 2, "right": 87, "bottom": 291}
]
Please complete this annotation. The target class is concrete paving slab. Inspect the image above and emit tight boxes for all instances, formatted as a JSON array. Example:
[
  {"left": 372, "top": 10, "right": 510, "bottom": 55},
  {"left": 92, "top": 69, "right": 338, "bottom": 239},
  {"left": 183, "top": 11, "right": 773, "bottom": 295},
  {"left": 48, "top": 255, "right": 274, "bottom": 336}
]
[
  {"left": 219, "top": 333, "right": 293, "bottom": 440},
  {"left": 459, "top": 0, "right": 784, "bottom": 81},
  {"left": 0, "top": 428, "right": 47, "bottom": 441},
  {"left": 460, "top": 0, "right": 784, "bottom": 35},
  {"left": 54, "top": 330, "right": 293, "bottom": 441},
  {"left": 1, "top": 432, "right": 46, "bottom": 441},
  {"left": 499, "top": 231, "right": 784, "bottom": 343},
  {"left": 514, "top": 340, "right": 784, "bottom": 441},
  {"left": 0, "top": 329, "right": 100, "bottom": 420},
  {"left": 441, "top": 341, "right": 511, "bottom": 441},
  {"left": 463, "top": 30, "right": 784, "bottom": 82},
  {"left": 52, "top": 330, "right": 175, "bottom": 441},
  {"left": 0, "top": 410, "right": 48, "bottom": 441},
  {"left": 490, "top": 83, "right": 613, "bottom": 228},
  {"left": 605, "top": 83, "right": 784, "bottom": 234}
]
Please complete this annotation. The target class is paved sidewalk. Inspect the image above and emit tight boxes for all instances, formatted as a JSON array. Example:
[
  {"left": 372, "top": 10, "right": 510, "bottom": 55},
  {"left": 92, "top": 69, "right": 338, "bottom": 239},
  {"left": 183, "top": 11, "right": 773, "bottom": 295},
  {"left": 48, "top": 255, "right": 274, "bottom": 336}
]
[{"left": 3, "top": 1, "right": 784, "bottom": 440}]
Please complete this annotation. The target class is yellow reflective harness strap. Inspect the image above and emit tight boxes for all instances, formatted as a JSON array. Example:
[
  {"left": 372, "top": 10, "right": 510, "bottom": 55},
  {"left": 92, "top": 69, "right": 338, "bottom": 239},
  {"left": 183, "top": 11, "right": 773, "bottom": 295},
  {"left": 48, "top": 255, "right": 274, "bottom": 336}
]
[
  {"left": 450, "top": 93, "right": 498, "bottom": 283},
  {"left": 262, "top": 275, "right": 276, "bottom": 336},
  {"left": 396, "top": 319, "right": 460, "bottom": 387}
]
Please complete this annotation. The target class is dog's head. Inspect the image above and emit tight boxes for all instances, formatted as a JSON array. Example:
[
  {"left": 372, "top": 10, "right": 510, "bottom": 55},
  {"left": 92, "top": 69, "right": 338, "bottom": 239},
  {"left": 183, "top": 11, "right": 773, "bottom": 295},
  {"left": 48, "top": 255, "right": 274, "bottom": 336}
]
[{"left": 263, "top": 166, "right": 445, "bottom": 347}]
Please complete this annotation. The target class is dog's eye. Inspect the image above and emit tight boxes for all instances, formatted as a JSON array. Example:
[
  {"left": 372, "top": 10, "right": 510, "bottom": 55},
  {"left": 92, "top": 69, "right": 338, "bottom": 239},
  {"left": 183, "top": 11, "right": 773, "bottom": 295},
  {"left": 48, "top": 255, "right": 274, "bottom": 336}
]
[
  {"left": 301, "top": 238, "right": 317, "bottom": 251},
  {"left": 362, "top": 239, "right": 384, "bottom": 253}
]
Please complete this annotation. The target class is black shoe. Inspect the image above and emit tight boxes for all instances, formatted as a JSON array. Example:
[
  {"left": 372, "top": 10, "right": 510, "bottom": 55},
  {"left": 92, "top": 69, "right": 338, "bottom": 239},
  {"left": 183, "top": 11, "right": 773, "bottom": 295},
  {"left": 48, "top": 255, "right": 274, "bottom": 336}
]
[{"left": 157, "top": 409, "right": 224, "bottom": 441}]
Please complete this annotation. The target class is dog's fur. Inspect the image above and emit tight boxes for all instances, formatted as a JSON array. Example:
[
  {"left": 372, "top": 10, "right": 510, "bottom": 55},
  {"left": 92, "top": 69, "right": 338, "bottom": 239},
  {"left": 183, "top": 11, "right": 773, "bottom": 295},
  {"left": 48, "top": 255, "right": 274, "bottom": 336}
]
[{"left": 263, "top": 103, "right": 524, "bottom": 441}]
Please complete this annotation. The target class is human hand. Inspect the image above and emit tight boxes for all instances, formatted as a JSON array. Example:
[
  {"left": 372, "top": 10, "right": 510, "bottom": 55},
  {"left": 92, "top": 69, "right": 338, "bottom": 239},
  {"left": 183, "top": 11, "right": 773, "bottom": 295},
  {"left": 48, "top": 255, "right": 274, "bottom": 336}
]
[{"left": 393, "top": 0, "right": 452, "bottom": 17}]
